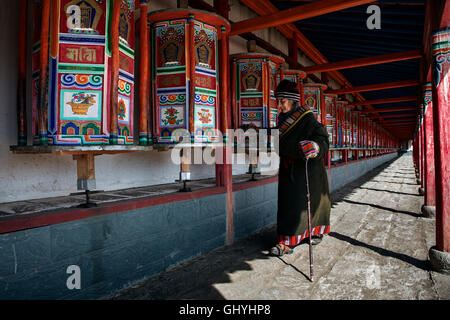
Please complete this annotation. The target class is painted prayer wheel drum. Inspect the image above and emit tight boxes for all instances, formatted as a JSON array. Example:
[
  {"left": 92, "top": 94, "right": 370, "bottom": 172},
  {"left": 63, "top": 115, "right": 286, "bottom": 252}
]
[
  {"left": 324, "top": 93, "right": 337, "bottom": 147},
  {"left": 231, "top": 53, "right": 285, "bottom": 130},
  {"left": 31, "top": 0, "right": 135, "bottom": 145},
  {"left": 344, "top": 105, "right": 352, "bottom": 148},
  {"left": 303, "top": 83, "right": 327, "bottom": 124},
  {"left": 352, "top": 112, "right": 358, "bottom": 148},
  {"left": 335, "top": 100, "right": 348, "bottom": 147},
  {"left": 150, "top": 9, "right": 230, "bottom": 144},
  {"left": 361, "top": 115, "right": 367, "bottom": 148},
  {"left": 281, "top": 69, "right": 306, "bottom": 104}
]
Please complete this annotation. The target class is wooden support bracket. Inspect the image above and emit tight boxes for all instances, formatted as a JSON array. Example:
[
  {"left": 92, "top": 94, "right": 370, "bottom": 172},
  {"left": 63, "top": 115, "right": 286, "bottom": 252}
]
[{"left": 73, "top": 153, "right": 96, "bottom": 191}]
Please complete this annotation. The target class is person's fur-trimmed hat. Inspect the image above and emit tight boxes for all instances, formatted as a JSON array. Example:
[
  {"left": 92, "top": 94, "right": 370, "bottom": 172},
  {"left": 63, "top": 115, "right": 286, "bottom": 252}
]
[{"left": 275, "top": 80, "right": 300, "bottom": 102}]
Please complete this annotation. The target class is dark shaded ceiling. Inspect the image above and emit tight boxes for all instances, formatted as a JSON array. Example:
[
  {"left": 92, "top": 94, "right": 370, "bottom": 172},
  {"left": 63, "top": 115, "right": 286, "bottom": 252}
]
[{"left": 270, "top": 0, "right": 426, "bottom": 140}]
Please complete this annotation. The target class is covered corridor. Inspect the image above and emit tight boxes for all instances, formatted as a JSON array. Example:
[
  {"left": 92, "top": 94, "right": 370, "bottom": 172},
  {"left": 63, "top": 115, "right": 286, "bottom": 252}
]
[{"left": 110, "top": 154, "right": 449, "bottom": 300}]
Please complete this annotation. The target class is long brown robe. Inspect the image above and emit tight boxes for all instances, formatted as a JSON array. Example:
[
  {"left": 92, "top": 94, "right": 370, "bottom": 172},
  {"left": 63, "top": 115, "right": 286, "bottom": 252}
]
[{"left": 277, "top": 108, "right": 331, "bottom": 237}]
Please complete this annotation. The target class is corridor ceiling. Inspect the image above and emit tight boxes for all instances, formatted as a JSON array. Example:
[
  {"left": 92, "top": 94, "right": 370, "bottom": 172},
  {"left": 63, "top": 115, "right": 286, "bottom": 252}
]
[{"left": 269, "top": 0, "right": 425, "bottom": 141}]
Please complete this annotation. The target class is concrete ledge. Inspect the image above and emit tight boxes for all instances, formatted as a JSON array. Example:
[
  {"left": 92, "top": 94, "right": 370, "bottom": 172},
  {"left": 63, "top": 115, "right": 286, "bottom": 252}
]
[
  {"left": 429, "top": 246, "right": 450, "bottom": 274},
  {"left": 421, "top": 205, "right": 436, "bottom": 218}
]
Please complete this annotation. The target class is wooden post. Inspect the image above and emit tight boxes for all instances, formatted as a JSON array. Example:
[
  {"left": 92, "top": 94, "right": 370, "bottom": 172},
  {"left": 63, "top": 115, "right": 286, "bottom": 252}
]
[
  {"left": 37, "top": 0, "right": 51, "bottom": 145},
  {"left": 109, "top": 0, "right": 121, "bottom": 145},
  {"left": 17, "top": 0, "right": 28, "bottom": 146},
  {"left": 431, "top": 27, "right": 450, "bottom": 253},
  {"left": 188, "top": 14, "right": 196, "bottom": 142},
  {"left": 73, "top": 154, "right": 96, "bottom": 191},
  {"left": 288, "top": 32, "right": 299, "bottom": 69},
  {"left": 139, "top": 0, "right": 150, "bottom": 145},
  {"left": 231, "top": 58, "right": 237, "bottom": 129},
  {"left": 423, "top": 84, "right": 435, "bottom": 210},
  {"left": 420, "top": 105, "right": 425, "bottom": 186},
  {"left": 217, "top": 24, "right": 233, "bottom": 245}
]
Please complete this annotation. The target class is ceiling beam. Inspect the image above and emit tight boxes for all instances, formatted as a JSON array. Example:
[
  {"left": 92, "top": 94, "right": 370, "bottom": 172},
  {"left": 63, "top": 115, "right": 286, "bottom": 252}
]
[
  {"left": 357, "top": 96, "right": 417, "bottom": 106},
  {"left": 327, "top": 79, "right": 419, "bottom": 94},
  {"left": 230, "top": 0, "right": 375, "bottom": 36},
  {"left": 301, "top": 49, "right": 422, "bottom": 74},
  {"left": 358, "top": 107, "right": 417, "bottom": 114},
  {"left": 187, "top": 0, "right": 324, "bottom": 83},
  {"left": 369, "top": 113, "right": 416, "bottom": 119},
  {"left": 238, "top": 0, "right": 380, "bottom": 117}
]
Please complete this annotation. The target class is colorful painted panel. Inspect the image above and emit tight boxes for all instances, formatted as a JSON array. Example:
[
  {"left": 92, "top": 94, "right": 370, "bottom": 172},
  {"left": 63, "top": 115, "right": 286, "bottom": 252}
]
[
  {"left": 324, "top": 94, "right": 336, "bottom": 147},
  {"left": 352, "top": 113, "right": 358, "bottom": 148},
  {"left": 30, "top": 0, "right": 135, "bottom": 145},
  {"left": 232, "top": 54, "right": 284, "bottom": 130},
  {"left": 153, "top": 17, "right": 220, "bottom": 143},
  {"left": 304, "top": 86, "right": 320, "bottom": 121}
]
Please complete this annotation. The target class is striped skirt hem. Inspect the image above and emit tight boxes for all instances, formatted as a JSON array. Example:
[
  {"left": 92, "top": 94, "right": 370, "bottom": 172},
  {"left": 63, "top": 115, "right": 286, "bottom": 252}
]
[{"left": 278, "top": 225, "right": 330, "bottom": 246}]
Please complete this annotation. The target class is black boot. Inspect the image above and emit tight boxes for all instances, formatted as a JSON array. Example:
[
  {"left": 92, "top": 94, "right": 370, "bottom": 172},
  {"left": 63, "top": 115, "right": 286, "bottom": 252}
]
[{"left": 311, "top": 235, "right": 323, "bottom": 245}]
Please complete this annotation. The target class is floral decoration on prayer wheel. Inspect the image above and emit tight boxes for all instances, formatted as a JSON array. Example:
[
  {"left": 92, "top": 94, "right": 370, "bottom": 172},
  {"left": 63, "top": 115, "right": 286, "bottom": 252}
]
[
  {"left": 303, "top": 83, "right": 327, "bottom": 124},
  {"left": 150, "top": 9, "right": 230, "bottom": 144},
  {"left": 231, "top": 53, "right": 285, "bottom": 130},
  {"left": 352, "top": 111, "right": 358, "bottom": 148},
  {"left": 281, "top": 69, "right": 307, "bottom": 104},
  {"left": 324, "top": 93, "right": 337, "bottom": 147},
  {"left": 335, "top": 100, "right": 348, "bottom": 147},
  {"left": 31, "top": 0, "right": 135, "bottom": 145}
]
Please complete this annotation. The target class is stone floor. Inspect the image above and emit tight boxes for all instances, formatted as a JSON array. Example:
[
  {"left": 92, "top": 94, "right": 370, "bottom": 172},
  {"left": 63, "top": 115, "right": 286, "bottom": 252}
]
[{"left": 108, "top": 154, "right": 450, "bottom": 300}]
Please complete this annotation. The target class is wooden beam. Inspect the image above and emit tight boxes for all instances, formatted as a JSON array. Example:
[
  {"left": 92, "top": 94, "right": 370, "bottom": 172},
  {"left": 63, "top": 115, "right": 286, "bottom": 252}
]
[
  {"left": 109, "top": 0, "right": 121, "bottom": 144},
  {"left": 17, "top": 0, "right": 27, "bottom": 146},
  {"left": 238, "top": 0, "right": 379, "bottom": 115},
  {"left": 302, "top": 50, "right": 422, "bottom": 74},
  {"left": 357, "top": 96, "right": 417, "bottom": 106},
  {"left": 360, "top": 107, "right": 417, "bottom": 113},
  {"left": 369, "top": 113, "right": 416, "bottom": 119},
  {"left": 38, "top": 0, "right": 51, "bottom": 145},
  {"left": 327, "top": 79, "right": 419, "bottom": 95},
  {"left": 230, "top": 0, "right": 375, "bottom": 36},
  {"left": 139, "top": 0, "right": 149, "bottom": 145}
]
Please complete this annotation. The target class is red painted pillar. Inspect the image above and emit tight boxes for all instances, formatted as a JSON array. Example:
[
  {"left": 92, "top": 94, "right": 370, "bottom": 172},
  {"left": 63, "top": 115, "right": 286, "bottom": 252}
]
[
  {"left": 423, "top": 84, "right": 435, "bottom": 208},
  {"left": 17, "top": 0, "right": 27, "bottom": 146},
  {"left": 214, "top": 0, "right": 233, "bottom": 244},
  {"left": 109, "top": 0, "right": 121, "bottom": 144},
  {"left": 37, "top": 0, "right": 50, "bottom": 145},
  {"left": 289, "top": 32, "right": 299, "bottom": 69},
  {"left": 418, "top": 113, "right": 424, "bottom": 185},
  {"left": 431, "top": 28, "right": 450, "bottom": 253},
  {"left": 139, "top": 0, "right": 150, "bottom": 145}
]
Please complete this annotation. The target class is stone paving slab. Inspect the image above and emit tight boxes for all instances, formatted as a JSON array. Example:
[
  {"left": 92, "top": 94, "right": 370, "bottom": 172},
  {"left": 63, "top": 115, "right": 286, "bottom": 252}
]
[{"left": 109, "top": 155, "right": 450, "bottom": 300}]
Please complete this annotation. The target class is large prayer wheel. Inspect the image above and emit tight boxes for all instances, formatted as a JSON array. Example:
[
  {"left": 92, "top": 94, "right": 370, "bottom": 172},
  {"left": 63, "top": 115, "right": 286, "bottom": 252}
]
[
  {"left": 303, "top": 83, "right": 327, "bottom": 124},
  {"left": 150, "top": 9, "right": 230, "bottom": 144},
  {"left": 31, "top": 0, "right": 135, "bottom": 145},
  {"left": 352, "top": 111, "right": 358, "bottom": 148},
  {"left": 336, "top": 100, "right": 348, "bottom": 147},
  {"left": 281, "top": 69, "right": 306, "bottom": 105},
  {"left": 324, "top": 93, "right": 337, "bottom": 147},
  {"left": 231, "top": 53, "right": 285, "bottom": 130}
]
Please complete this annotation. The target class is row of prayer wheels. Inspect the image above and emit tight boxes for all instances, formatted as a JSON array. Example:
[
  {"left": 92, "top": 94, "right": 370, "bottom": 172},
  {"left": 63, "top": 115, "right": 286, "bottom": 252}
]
[{"left": 18, "top": 3, "right": 394, "bottom": 149}]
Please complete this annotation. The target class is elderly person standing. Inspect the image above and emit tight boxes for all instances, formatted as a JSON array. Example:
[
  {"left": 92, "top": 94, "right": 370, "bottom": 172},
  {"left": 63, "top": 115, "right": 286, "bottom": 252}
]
[{"left": 270, "top": 80, "right": 331, "bottom": 256}]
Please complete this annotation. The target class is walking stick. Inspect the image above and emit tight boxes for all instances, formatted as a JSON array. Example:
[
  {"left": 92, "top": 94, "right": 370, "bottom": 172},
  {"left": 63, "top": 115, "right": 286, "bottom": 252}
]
[{"left": 305, "top": 158, "right": 314, "bottom": 282}]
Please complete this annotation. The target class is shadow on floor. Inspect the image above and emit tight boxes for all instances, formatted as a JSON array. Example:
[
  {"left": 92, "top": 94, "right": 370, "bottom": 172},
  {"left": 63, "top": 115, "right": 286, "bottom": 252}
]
[
  {"left": 330, "top": 155, "right": 401, "bottom": 206},
  {"left": 357, "top": 187, "right": 421, "bottom": 197},
  {"left": 329, "top": 232, "right": 430, "bottom": 271},
  {"left": 342, "top": 199, "right": 422, "bottom": 218},
  {"left": 109, "top": 225, "right": 279, "bottom": 300},
  {"left": 371, "top": 180, "right": 419, "bottom": 186},
  {"left": 110, "top": 154, "right": 425, "bottom": 300}
]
